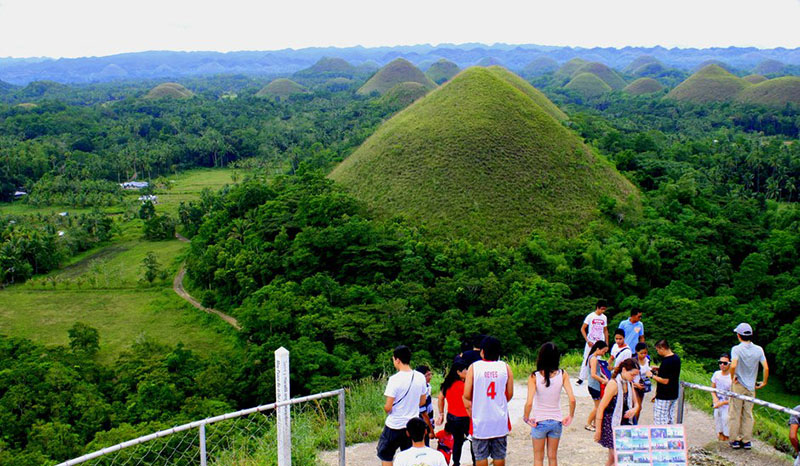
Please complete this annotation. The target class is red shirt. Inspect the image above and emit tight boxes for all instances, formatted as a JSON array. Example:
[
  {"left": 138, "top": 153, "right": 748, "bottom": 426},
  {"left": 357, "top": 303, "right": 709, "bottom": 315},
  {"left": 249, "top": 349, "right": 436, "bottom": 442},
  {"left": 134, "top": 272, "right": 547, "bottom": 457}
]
[{"left": 445, "top": 380, "right": 468, "bottom": 417}]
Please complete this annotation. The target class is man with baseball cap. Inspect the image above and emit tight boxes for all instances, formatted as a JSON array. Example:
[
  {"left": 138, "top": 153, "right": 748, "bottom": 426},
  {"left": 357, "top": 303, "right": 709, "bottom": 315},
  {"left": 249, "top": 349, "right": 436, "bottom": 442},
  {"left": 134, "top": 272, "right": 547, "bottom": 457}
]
[{"left": 728, "top": 322, "right": 769, "bottom": 450}]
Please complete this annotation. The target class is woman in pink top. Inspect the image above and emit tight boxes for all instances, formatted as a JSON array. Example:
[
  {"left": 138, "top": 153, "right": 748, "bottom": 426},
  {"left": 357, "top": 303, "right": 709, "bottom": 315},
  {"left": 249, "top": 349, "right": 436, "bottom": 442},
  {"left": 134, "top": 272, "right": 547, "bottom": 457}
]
[{"left": 523, "top": 342, "right": 577, "bottom": 466}]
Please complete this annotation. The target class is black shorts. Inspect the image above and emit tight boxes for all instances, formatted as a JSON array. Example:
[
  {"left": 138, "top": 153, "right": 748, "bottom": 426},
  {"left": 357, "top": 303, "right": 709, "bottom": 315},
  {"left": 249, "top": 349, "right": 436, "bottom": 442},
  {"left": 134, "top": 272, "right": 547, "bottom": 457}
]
[
  {"left": 588, "top": 386, "right": 602, "bottom": 400},
  {"left": 376, "top": 425, "right": 411, "bottom": 461}
]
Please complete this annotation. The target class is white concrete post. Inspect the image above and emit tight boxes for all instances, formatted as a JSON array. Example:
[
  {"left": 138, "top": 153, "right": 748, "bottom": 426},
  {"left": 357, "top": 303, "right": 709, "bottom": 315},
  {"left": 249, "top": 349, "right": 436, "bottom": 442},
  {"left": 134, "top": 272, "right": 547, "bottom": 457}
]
[{"left": 275, "top": 347, "right": 291, "bottom": 466}]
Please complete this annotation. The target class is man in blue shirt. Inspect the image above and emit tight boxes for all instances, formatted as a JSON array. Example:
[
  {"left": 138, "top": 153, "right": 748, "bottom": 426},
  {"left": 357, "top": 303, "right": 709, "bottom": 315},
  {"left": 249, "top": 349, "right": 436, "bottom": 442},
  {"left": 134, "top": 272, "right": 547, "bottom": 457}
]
[
  {"left": 728, "top": 322, "right": 768, "bottom": 451},
  {"left": 618, "top": 309, "right": 645, "bottom": 352}
]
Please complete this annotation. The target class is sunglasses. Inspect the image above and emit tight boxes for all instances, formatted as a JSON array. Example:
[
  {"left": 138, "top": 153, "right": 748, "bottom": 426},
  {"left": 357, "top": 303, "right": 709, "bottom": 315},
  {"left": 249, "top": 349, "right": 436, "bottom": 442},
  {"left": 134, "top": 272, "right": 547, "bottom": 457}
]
[{"left": 718, "top": 361, "right": 730, "bottom": 365}]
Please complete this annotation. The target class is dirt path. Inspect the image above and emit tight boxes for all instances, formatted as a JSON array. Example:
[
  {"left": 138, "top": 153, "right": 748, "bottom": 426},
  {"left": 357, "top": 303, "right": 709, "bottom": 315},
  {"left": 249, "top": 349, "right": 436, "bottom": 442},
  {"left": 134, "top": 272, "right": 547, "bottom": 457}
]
[
  {"left": 172, "top": 232, "right": 241, "bottom": 330},
  {"left": 320, "top": 376, "right": 792, "bottom": 465}
]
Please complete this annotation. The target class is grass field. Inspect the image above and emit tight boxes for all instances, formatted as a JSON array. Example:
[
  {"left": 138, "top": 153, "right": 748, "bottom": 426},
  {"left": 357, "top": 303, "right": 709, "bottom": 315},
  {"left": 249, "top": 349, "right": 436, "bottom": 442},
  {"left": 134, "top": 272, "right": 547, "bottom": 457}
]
[{"left": 0, "top": 167, "right": 242, "bottom": 362}]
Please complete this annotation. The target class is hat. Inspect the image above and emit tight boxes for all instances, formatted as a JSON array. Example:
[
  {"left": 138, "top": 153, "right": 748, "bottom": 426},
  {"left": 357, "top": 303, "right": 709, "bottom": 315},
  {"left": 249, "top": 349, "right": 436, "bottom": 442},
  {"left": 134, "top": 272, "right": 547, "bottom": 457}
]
[{"left": 734, "top": 323, "right": 753, "bottom": 336}]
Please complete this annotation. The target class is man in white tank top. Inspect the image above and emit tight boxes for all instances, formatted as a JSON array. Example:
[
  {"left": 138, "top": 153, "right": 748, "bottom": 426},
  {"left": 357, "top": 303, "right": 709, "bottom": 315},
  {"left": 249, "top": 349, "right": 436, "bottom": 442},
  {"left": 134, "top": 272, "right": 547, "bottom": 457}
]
[{"left": 463, "top": 336, "right": 514, "bottom": 466}]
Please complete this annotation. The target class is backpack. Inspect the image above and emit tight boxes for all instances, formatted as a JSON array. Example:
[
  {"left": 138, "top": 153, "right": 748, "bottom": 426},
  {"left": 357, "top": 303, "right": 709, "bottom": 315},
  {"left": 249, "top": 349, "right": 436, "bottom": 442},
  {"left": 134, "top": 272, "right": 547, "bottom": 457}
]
[
  {"left": 598, "top": 359, "right": 612, "bottom": 398},
  {"left": 436, "top": 430, "right": 454, "bottom": 463}
]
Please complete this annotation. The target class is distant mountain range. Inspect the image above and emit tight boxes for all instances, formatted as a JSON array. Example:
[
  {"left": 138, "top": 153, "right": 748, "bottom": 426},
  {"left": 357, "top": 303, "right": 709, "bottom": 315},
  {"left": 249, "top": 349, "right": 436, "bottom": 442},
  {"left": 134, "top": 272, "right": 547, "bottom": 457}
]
[{"left": 1, "top": 43, "right": 799, "bottom": 85}]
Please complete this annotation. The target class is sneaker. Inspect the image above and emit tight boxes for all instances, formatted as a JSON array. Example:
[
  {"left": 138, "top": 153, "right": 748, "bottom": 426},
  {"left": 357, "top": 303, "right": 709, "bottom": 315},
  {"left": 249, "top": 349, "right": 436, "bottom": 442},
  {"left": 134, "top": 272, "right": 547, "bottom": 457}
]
[
  {"left": 729, "top": 441, "right": 742, "bottom": 449},
  {"left": 742, "top": 442, "right": 752, "bottom": 450},
  {"left": 576, "top": 379, "right": 584, "bottom": 385}
]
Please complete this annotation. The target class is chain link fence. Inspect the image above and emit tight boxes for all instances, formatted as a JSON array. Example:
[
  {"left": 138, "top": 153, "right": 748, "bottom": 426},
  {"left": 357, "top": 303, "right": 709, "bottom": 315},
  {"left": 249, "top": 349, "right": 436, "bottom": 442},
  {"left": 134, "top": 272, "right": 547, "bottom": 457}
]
[
  {"left": 57, "top": 389, "right": 346, "bottom": 466},
  {"left": 678, "top": 381, "right": 799, "bottom": 454}
]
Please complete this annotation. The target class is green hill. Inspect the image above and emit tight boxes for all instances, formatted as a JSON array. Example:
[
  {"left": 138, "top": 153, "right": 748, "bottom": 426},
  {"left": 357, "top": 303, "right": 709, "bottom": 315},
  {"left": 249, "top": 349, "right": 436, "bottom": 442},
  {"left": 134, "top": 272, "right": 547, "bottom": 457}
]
[
  {"left": 743, "top": 74, "right": 768, "bottom": 84},
  {"left": 694, "top": 60, "right": 732, "bottom": 72},
  {"left": 630, "top": 62, "right": 667, "bottom": 78},
  {"left": 735, "top": 77, "right": 800, "bottom": 106},
  {"left": 521, "top": 56, "right": 559, "bottom": 77},
  {"left": 476, "top": 57, "right": 504, "bottom": 67},
  {"left": 330, "top": 67, "right": 638, "bottom": 245},
  {"left": 0, "top": 79, "right": 14, "bottom": 93},
  {"left": 18, "top": 80, "right": 68, "bottom": 99},
  {"left": 574, "top": 62, "right": 626, "bottom": 90},
  {"left": 565, "top": 72, "right": 613, "bottom": 98},
  {"left": 357, "top": 58, "right": 436, "bottom": 96},
  {"left": 666, "top": 65, "right": 749, "bottom": 103},
  {"left": 484, "top": 66, "right": 567, "bottom": 121},
  {"left": 623, "top": 78, "right": 664, "bottom": 95},
  {"left": 144, "top": 82, "right": 193, "bottom": 99},
  {"left": 425, "top": 59, "right": 460, "bottom": 84},
  {"left": 554, "top": 58, "right": 588, "bottom": 83},
  {"left": 624, "top": 55, "right": 661, "bottom": 74},
  {"left": 256, "top": 78, "right": 307, "bottom": 100},
  {"left": 754, "top": 59, "right": 786, "bottom": 76},
  {"left": 378, "top": 82, "right": 430, "bottom": 110},
  {"left": 294, "top": 57, "right": 356, "bottom": 78}
]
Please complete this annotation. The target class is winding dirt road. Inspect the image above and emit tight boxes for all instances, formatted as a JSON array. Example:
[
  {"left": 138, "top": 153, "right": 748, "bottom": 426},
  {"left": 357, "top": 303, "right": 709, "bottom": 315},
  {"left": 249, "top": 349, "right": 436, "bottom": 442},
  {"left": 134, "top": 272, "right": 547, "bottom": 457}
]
[{"left": 173, "top": 233, "right": 241, "bottom": 330}]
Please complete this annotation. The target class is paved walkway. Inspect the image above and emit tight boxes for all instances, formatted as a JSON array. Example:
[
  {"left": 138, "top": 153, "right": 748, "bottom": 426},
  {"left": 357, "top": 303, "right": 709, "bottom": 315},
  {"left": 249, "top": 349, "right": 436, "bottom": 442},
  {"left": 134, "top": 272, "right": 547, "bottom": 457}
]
[{"left": 321, "top": 375, "right": 792, "bottom": 465}]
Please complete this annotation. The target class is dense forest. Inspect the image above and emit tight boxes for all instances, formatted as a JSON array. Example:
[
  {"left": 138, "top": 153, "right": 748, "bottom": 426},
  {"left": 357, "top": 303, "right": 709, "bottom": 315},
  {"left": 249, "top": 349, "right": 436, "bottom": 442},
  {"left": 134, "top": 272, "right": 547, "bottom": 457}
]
[{"left": 1, "top": 68, "right": 799, "bottom": 464}]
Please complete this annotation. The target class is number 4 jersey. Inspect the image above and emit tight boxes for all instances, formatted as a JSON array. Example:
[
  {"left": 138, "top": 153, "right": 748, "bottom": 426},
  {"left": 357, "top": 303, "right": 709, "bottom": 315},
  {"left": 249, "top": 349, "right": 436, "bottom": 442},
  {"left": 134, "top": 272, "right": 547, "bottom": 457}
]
[{"left": 471, "top": 360, "right": 510, "bottom": 439}]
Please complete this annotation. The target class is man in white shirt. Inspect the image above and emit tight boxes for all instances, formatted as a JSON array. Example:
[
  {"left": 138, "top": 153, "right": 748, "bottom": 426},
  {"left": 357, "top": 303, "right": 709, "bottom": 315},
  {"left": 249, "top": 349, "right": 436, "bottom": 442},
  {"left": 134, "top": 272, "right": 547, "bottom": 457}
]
[
  {"left": 609, "top": 328, "right": 633, "bottom": 368},
  {"left": 728, "top": 323, "right": 768, "bottom": 450},
  {"left": 378, "top": 345, "right": 430, "bottom": 465},
  {"left": 578, "top": 299, "right": 609, "bottom": 384},
  {"left": 463, "top": 336, "right": 514, "bottom": 466},
  {"left": 394, "top": 418, "right": 448, "bottom": 466}
]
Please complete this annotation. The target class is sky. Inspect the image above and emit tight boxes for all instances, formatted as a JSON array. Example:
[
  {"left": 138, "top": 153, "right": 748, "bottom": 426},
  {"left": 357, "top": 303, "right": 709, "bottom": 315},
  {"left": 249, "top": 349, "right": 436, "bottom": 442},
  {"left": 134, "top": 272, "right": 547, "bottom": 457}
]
[{"left": 1, "top": 0, "right": 799, "bottom": 58}]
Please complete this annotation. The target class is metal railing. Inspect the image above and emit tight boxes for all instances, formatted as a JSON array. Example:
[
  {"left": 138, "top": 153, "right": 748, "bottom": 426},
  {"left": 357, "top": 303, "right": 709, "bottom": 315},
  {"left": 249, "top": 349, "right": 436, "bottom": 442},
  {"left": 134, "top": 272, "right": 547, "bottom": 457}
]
[
  {"left": 57, "top": 388, "right": 345, "bottom": 466},
  {"left": 676, "top": 381, "right": 800, "bottom": 424}
]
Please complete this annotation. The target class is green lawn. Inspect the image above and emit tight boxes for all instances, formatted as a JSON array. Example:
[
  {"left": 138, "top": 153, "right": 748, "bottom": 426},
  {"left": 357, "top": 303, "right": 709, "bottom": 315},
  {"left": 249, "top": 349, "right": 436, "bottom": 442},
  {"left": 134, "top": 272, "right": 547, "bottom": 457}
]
[
  {"left": 0, "top": 168, "right": 244, "bottom": 362},
  {"left": 152, "top": 168, "right": 242, "bottom": 215}
]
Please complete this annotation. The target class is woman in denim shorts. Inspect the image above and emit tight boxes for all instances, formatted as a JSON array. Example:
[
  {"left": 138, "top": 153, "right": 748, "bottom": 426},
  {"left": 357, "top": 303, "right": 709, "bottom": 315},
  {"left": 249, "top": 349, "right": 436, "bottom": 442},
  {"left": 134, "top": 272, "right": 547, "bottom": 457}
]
[{"left": 523, "top": 343, "right": 576, "bottom": 466}]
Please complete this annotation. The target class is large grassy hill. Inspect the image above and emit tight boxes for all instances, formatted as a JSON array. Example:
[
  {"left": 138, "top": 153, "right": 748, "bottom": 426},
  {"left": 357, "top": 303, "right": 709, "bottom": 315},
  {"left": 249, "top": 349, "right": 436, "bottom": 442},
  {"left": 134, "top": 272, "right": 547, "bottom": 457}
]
[
  {"left": 743, "top": 74, "right": 768, "bottom": 84},
  {"left": 624, "top": 55, "right": 661, "bottom": 74},
  {"left": 565, "top": 72, "right": 613, "bottom": 98},
  {"left": 378, "top": 82, "right": 430, "bottom": 110},
  {"left": 624, "top": 78, "right": 664, "bottom": 95},
  {"left": 425, "top": 59, "right": 460, "bottom": 84},
  {"left": 554, "top": 58, "right": 588, "bottom": 83},
  {"left": 294, "top": 57, "right": 356, "bottom": 78},
  {"left": 735, "top": 77, "right": 800, "bottom": 106},
  {"left": 484, "top": 66, "right": 567, "bottom": 121},
  {"left": 666, "top": 64, "right": 749, "bottom": 103},
  {"left": 754, "top": 59, "right": 786, "bottom": 76},
  {"left": 330, "top": 67, "right": 638, "bottom": 245},
  {"left": 256, "top": 78, "right": 307, "bottom": 100},
  {"left": 144, "top": 82, "right": 193, "bottom": 99},
  {"left": 357, "top": 58, "right": 435, "bottom": 96},
  {"left": 574, "top": 62, "right": 627, "bottom": 90},
  {"left": 521, "top": 56, "right": 559, "bottom": 77}
]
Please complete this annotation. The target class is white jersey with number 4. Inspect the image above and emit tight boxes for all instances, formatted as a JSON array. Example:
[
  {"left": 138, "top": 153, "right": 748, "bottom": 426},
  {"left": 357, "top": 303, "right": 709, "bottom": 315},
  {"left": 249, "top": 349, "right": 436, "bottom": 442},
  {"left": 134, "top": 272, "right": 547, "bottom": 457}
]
[{"left": 471, "top": 360, "right": 510, "bottom": 439}]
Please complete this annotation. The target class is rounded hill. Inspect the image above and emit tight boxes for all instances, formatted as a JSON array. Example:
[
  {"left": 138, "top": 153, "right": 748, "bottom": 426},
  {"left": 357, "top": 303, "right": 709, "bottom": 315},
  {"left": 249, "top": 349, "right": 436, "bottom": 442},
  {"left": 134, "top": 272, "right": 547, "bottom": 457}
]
[
  {"left": 330, "top": 67, "right": 638, "bottom": 245},
  {"left": 624, "top": 55, "right": 661, "bottom": 74},
  {"left": 735, "top": 77, "right": 800, "bottom": 107},
  {"left": 624, "top": 78, "right": 664, "bottom": 95},
  {"left": 256, "top": 78, "right": 307, "bottom": 100},
  {"left": 754, "top": 59, "right": 786, "bottom": 76},
  {"left": 144, "top": 82, "right": 193, "bottom": 99},
  {"left": 574, "top": 62, "right": 626, "bottom": 90},
  {"left": 425, "top": 59, "right": 460, "bottom": 84},
  {"left": 476, "top": 57, "right": 504, "bottom": 67},
  {"left": 522, "top": 56, "right": 559, "bottom": 77},
  {"left": 743, "top": 74, "right": 767, "bottom": 84},
  {"left": 554, "top": 58, "right": 588, "bottom": 83},
  {"left": 665, "top": 65, "right": 749, "bottom": 103},
  {"left": 565, "top": 72, "right": 613, "bottom": 98},
  {"left": 357, "top": 58, "right": 435, "bottom": 96},
  {"left": 378, "top": 82, "right": 430, "bottom": 110},
  {"left": 295, "top": 57, "right": 356, "bottom": 78}
]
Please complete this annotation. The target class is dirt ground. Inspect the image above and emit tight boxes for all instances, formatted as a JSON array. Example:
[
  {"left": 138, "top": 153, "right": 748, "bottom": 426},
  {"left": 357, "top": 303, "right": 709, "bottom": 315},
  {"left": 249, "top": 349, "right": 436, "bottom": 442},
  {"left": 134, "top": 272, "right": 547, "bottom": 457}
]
[{"left": 320, "top": 375, "right": 793, "bottom": 465}]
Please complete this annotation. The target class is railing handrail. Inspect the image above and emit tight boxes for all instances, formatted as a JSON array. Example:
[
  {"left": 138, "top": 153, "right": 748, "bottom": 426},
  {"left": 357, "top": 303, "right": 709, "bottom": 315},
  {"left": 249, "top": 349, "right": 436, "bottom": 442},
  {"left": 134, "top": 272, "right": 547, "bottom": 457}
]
[
  {"left": 680, "top": 381, "right": 800, "bottom": 416},
  {"left": 58, "top": 388, "right": 345, "bottom": 466}
]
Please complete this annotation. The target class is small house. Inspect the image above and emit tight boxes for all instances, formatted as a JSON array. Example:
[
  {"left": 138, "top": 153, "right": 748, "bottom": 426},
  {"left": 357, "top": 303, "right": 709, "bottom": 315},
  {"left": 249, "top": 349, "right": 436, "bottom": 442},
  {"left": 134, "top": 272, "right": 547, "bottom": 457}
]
[{"left": 121, "top": 181, "right": 149, "bottom": 190}]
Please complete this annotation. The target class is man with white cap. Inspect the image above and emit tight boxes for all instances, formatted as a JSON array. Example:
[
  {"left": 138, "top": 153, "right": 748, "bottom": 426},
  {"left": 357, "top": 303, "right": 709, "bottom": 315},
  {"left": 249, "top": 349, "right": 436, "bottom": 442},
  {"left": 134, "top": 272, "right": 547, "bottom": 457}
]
[{"left": 728, "top": 322, "right": 768, "bottom": 450}]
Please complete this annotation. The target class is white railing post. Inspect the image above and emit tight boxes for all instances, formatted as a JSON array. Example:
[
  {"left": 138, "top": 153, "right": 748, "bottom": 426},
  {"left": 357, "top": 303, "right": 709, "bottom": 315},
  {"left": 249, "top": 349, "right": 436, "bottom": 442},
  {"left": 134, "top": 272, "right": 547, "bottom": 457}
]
[
  {"left": 275, "top": 347, "right": 291, "bottom": 466},
  {"left": 199, "top": 423, "right": 207, "bottom": 466},
  {"left": 338, "top": 389, "right": 346, "bottom": 466}
]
